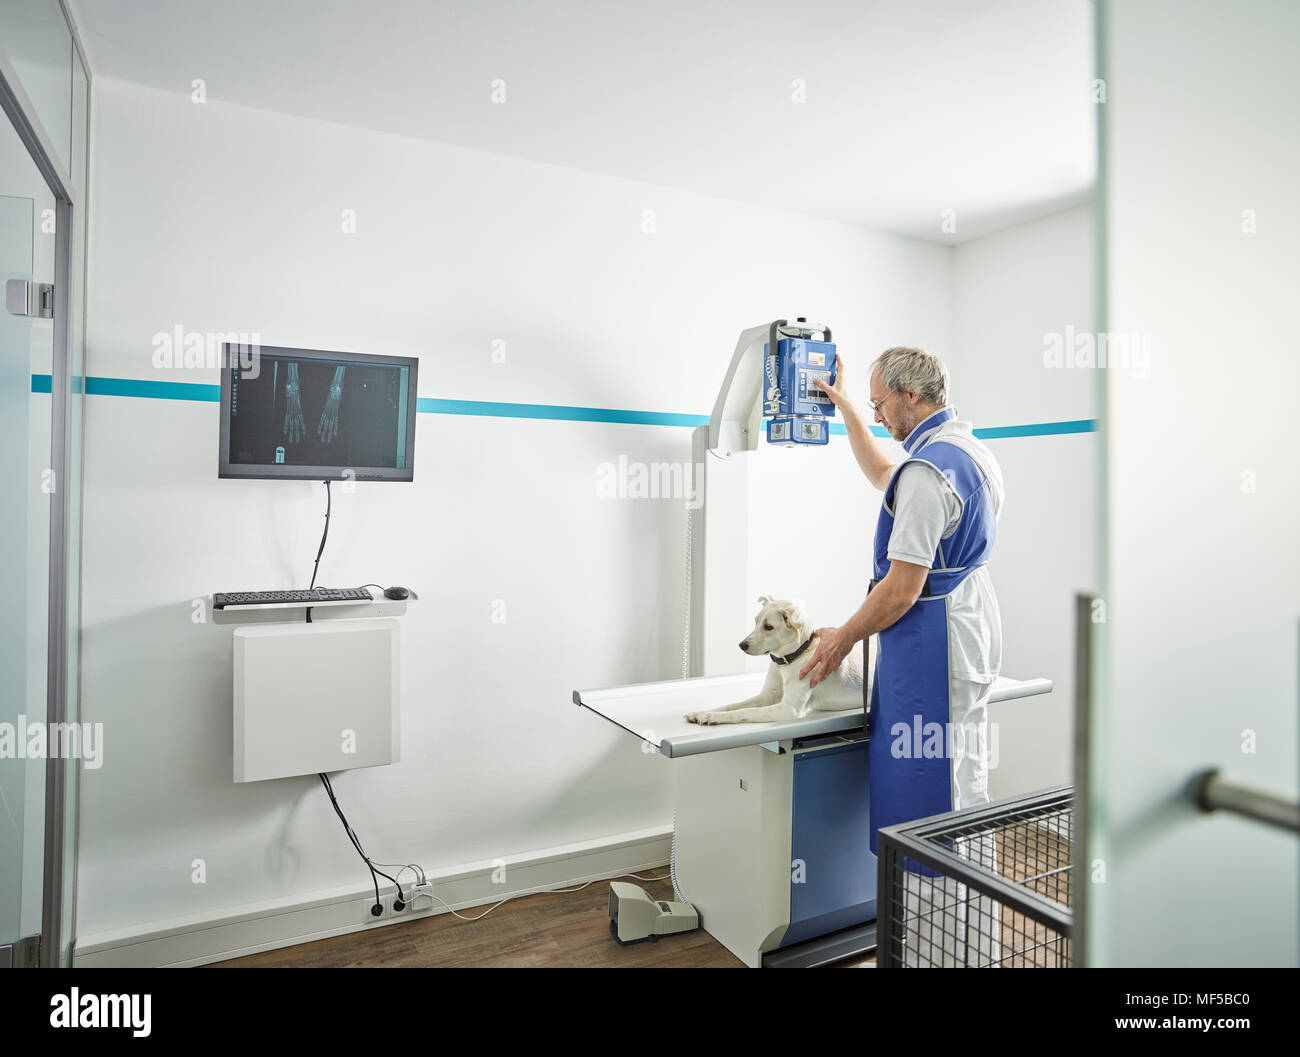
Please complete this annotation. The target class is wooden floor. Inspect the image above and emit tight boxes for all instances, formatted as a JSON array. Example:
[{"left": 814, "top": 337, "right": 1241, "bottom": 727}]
[
  {"left": 210, "top": 875, "right": 877, "bottom": 968},
  {"left": 211, "top": 824, "right": 1070, "bottom": 969}
]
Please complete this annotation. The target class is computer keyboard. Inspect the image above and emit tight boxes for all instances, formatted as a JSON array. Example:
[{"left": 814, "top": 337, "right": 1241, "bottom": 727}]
[{"left": 212, "top": 587, "right": 374, "bottom": 609}]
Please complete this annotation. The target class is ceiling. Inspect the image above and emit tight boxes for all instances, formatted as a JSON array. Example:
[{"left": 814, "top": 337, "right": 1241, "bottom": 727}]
[{"left": 65, "top": 0, "right": 1097, "bottom": 243}]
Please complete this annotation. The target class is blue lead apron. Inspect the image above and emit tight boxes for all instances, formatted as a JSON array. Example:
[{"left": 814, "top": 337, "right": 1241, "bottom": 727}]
[{"left": 866, "top": 408, "right": 998, "bottom": 873}]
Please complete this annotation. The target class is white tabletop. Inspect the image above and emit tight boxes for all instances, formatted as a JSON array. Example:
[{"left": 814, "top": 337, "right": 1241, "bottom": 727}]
[{"left": 574, "top": 671, "right": 1053, "bottom": 758}]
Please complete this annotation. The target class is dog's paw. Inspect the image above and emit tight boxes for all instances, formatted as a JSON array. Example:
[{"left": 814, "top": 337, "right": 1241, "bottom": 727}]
[
  {"left": 696, "top": 711, "right": 732, "bottom": 726},
  {"left": 683, "top": 712, "right": 699, "bottom": 724}
]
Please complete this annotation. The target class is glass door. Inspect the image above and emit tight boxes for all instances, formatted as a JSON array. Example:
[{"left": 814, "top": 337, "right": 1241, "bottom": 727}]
[{"left": 0, "top": 109, "right": 56, "bottom": 967}]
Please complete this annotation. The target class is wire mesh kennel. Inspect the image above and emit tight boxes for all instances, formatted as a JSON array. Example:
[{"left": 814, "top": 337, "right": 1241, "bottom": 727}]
[{"left": 877, "top": 785, "right": 1073, "bottom": 967}]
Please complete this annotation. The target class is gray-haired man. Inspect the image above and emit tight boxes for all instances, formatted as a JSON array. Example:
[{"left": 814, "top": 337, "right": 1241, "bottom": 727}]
[{"left": 800, "top": 346, "right": 1005, "bottom": 964}]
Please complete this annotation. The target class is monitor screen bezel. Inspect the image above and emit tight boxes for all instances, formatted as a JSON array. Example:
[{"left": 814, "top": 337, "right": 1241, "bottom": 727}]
[{"left": 218, "top": 343, "right": 419, "bottom": 482}]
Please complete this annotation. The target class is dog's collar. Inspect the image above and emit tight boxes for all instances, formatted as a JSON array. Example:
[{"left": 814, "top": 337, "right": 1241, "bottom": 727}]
[{"left": 770, "top": 637, "right": 814, "bottom": 666}]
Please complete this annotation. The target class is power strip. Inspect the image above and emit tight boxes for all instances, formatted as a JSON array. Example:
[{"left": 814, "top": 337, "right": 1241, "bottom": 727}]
[{"left": 358, "top": 884, "right": 430, "bottom": 925}]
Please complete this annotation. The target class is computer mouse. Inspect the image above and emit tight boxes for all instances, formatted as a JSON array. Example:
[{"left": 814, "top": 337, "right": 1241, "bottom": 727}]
[{"left": 383, "top": 586, "right": 410, "bottom": 601}]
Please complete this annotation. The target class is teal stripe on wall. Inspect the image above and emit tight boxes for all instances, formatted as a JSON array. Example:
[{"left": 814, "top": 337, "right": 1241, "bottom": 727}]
[
  {"left": 28, "top": 374, "right": 1098, "bottom": 438},
  {"left": 416, "top": 396, "right": 706, "bottom": 428},
  {"left": 973, "top": 419, "right": 1098, "bottom": 439},
  {"left": 89, "top": 376, "right": 220, "bottom": 401}
]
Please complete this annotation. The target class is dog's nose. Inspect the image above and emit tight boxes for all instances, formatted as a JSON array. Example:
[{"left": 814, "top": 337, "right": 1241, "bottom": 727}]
[{"left": 739, "top": 639, "right": 749, "bottom": 651}]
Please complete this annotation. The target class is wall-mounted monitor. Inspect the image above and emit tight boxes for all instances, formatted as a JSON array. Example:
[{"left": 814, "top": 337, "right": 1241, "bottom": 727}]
[{"left": 218, "top": 344, "right": 418, "bottom": 481}]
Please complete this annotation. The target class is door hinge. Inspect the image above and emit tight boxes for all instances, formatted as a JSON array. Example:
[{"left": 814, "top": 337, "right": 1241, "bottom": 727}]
[
  {"left": 20, "top": 933, "right": 40, "bottom": 966},
  {"left": 1, "top": 934, "right": 41, "bottom": 967},
  {"left": 5, "top": 279, "right": 54, "bottom": 318}
]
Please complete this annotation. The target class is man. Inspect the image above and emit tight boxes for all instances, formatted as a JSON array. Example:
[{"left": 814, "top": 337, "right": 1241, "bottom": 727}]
[{"left": 799, "top": 345, "right": 1004, "bottom": 965}]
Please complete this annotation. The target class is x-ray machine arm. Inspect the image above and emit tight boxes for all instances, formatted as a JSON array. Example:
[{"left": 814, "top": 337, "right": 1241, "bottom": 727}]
[{"left": 687, "top": 319, "right": 831, "bottom": 676}]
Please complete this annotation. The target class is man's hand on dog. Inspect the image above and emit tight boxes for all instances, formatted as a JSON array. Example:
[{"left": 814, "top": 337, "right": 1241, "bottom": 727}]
[{"left": 800, "top": 626, "right": 854, "bottom": 688}]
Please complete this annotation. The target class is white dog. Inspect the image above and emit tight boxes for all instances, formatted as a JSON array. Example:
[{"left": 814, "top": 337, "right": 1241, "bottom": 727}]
[{"left": 684, "top": 596, "right": 869, "bottom": 725}]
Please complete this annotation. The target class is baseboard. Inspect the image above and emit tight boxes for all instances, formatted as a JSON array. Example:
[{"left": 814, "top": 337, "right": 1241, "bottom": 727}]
[{"left": 73, "top": 826, "right": 673, "bottom": 967}]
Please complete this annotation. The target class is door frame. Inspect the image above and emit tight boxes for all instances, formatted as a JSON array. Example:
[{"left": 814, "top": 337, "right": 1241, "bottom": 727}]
[{"left": 0, "top": 34, "right": 84, "bottom": 969}]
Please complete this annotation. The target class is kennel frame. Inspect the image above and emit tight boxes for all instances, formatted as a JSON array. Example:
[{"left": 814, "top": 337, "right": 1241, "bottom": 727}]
[{"left": 876, "top": 785, "right": 1074, "bottom": 968}]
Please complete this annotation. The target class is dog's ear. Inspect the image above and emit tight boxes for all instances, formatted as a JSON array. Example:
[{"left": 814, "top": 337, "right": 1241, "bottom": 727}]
[
  {"left": 779, "top": 600, "right": 809, "bottom": 639},
  {"left": 757, "top": 594, "right": 774, "bottom": 608}
]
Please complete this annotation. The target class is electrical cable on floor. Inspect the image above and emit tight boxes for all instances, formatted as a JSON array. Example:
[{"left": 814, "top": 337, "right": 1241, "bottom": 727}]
[{"left": 413, "top": 872, "right": 672, "bottom": 923}]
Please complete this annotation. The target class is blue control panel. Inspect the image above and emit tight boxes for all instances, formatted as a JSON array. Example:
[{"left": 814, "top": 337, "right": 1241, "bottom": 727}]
[{"left": 763, "top": 336, "right": 837, "bottom": 446}]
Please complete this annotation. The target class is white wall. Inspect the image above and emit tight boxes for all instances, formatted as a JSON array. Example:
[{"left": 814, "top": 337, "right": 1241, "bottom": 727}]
[
  {"left": 76, "top": 78, "right": 955, "bottom": 941},
  {"left": 951, "top": 204, "right": 1098, "bottom": 799}
]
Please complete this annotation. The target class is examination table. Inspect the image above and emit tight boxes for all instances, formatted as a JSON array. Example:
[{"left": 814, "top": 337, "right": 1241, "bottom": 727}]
[{"left": 574, "top": 671, "right": 1052, "bottom": 967}]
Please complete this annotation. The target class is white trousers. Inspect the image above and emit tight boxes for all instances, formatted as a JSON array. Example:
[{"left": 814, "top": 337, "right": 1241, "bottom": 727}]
[{"left": 900, "top": 675, "right": 1001, "bottom": 967}]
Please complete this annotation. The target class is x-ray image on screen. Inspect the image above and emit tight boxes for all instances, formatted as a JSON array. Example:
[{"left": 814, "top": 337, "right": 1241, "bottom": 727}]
[{"left": 221, "top": 346, "right": 415, "bottom": 479}]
